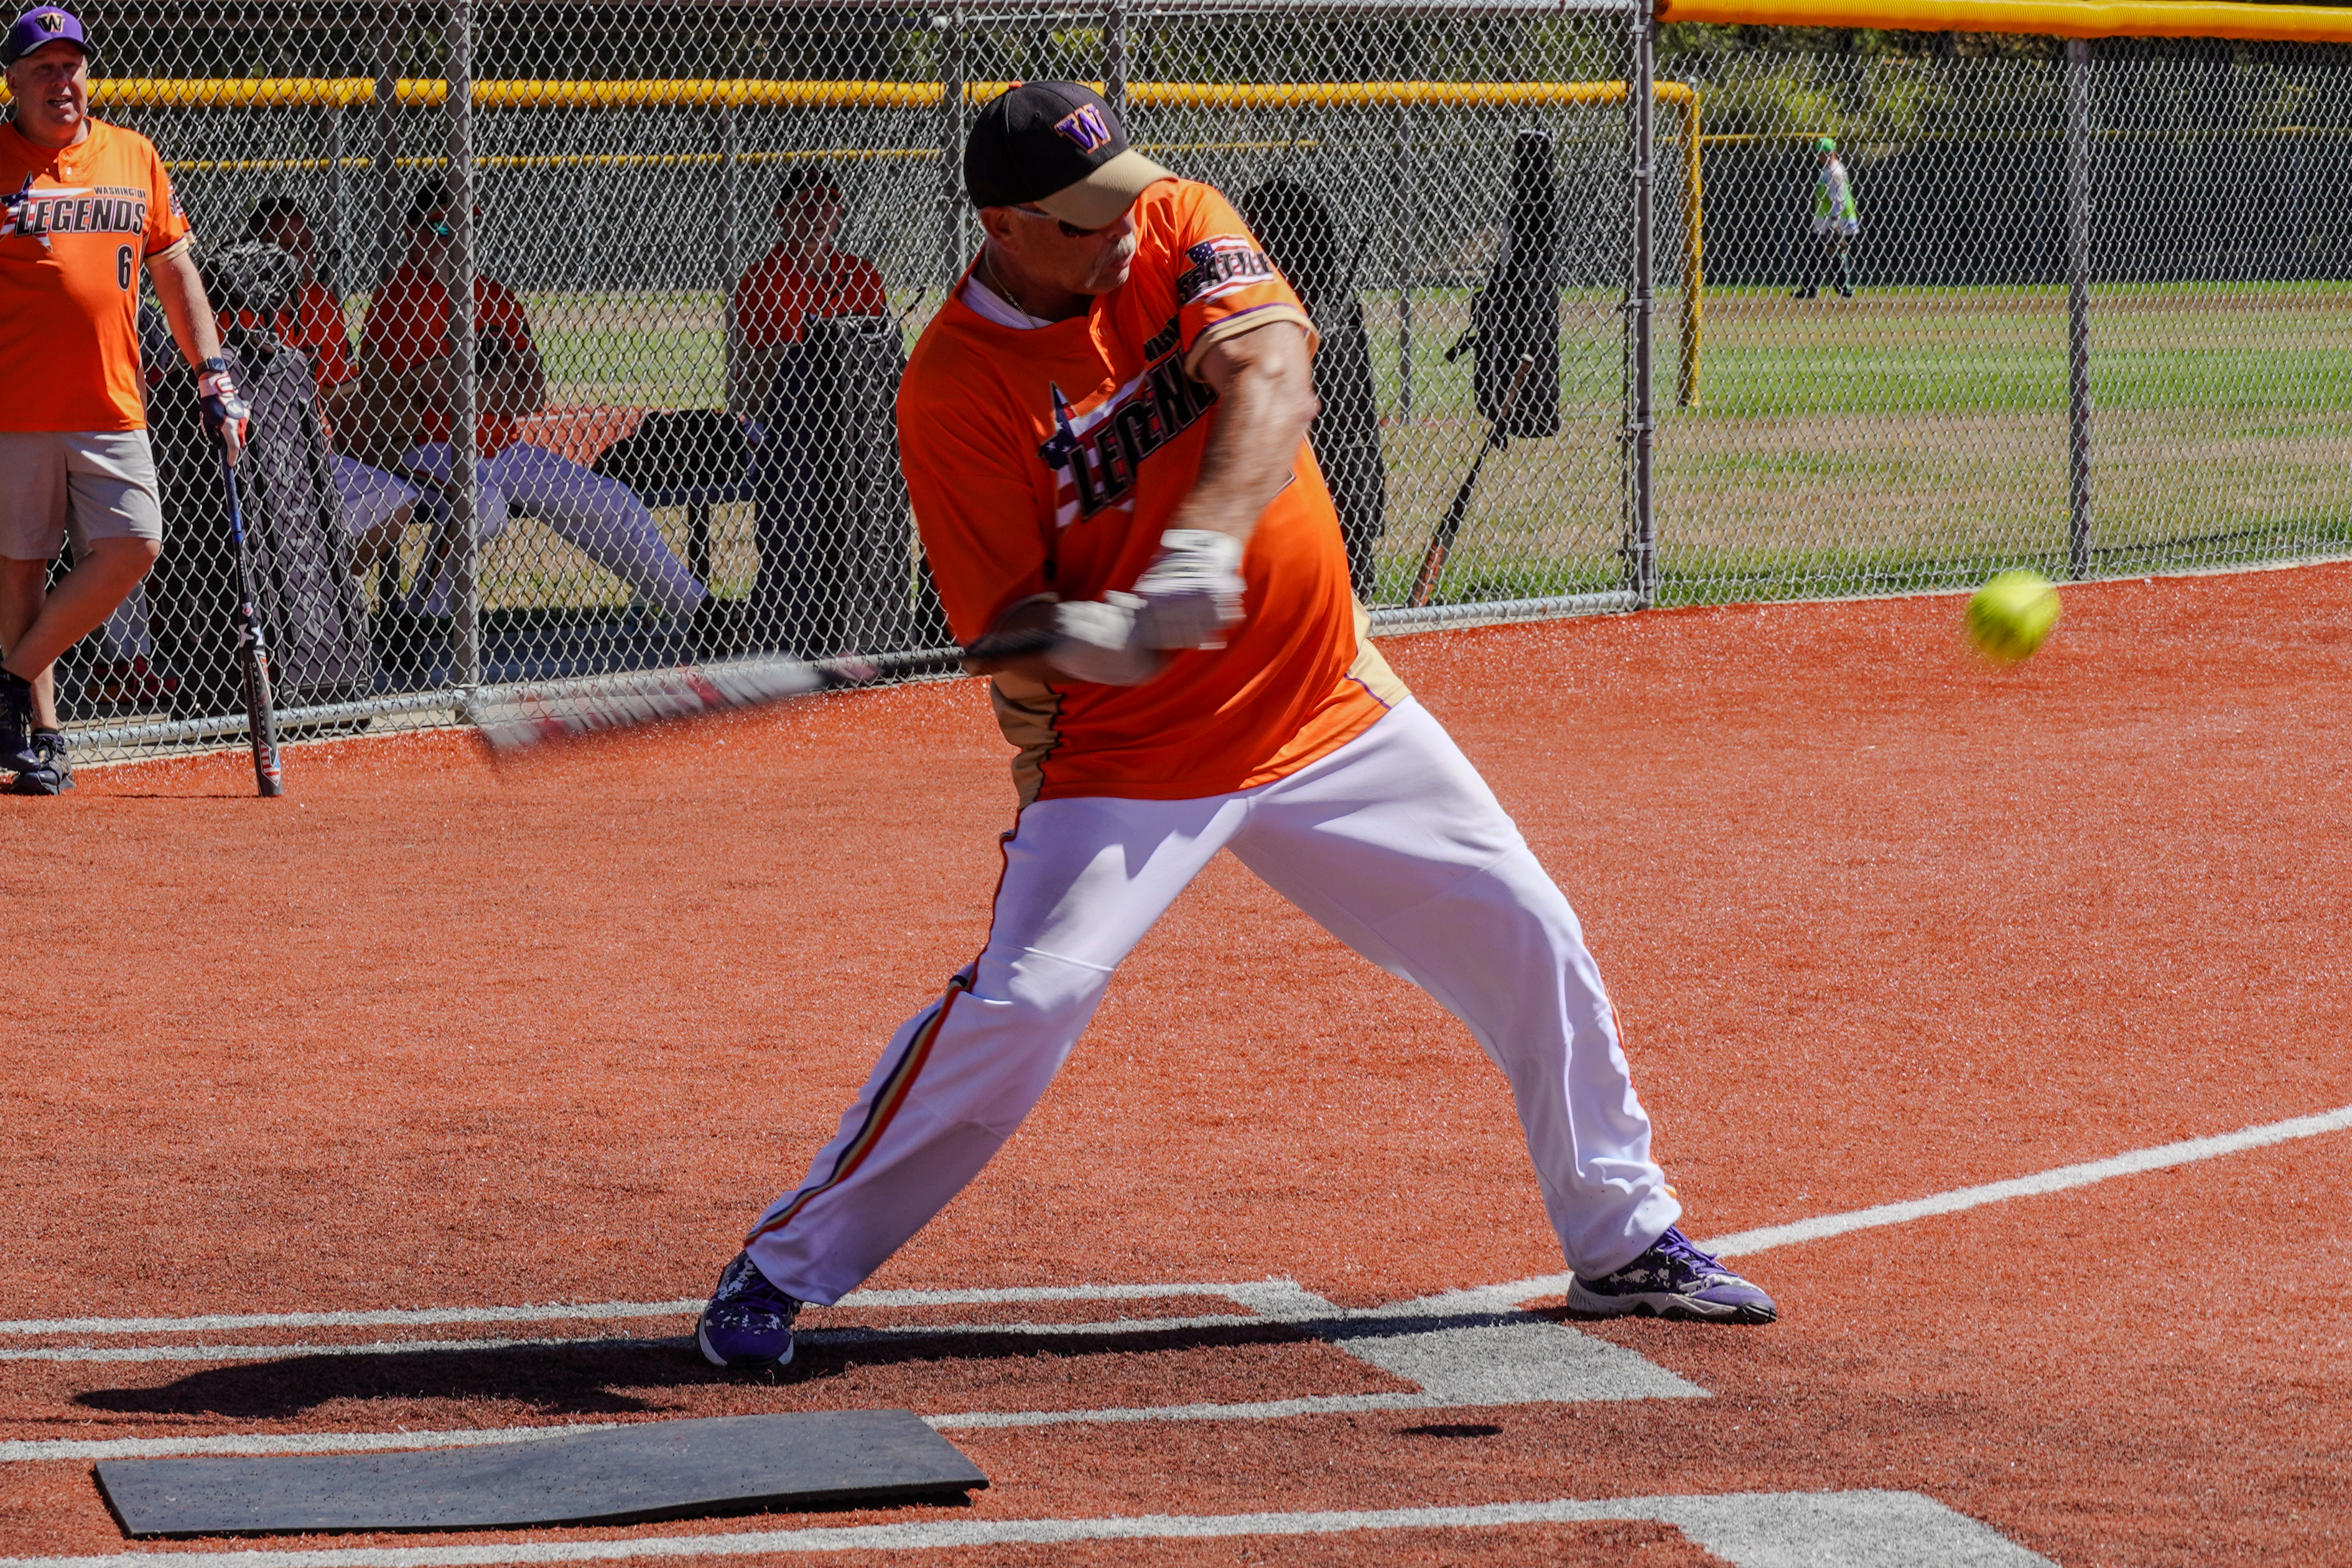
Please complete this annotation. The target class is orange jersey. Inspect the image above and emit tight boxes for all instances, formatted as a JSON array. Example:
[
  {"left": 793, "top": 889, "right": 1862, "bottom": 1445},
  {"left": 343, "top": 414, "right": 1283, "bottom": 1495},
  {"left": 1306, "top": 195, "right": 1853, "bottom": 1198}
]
[
  {"left": 731, "top": 243, "right": 889, "bottom": 348},
  {"left": 0, "top": 119, "right": 191, "bottom": 432},
  {"left": 278, "top": 280, "right": 356, "bottom": 387},
  {"left": 897, "top": 178, "right": 1406, "bottom": 806},
  {"left": 361, "top": 262, "right": 533, "bottom": 457}
]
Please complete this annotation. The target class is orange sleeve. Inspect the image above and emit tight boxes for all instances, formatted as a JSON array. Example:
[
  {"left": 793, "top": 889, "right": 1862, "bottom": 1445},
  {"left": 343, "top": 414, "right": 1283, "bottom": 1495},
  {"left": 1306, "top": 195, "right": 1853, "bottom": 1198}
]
[
  {"left": 848, "top": 257, "right": 889, "bottom": 317},
  {"left": 143, "top": 142, "right": 190, "bottom": 257},
  {"left": 300, "top": 283, "right": 356, "bottom": 386},
  {"left": 1168, "top": 184, "right": 1314, "bottom": 375},
  {"left": 361, "top": 278, "right": 424, "bottom": 374},
  {"left": 480, "top": 280, "right": 534, "bottom": 355},
  {"left": 896, "top": 366, "right": 1053, "bottom": 645},
  {"left": 729, "top": 256, "right": 774, "bottom": 345}
]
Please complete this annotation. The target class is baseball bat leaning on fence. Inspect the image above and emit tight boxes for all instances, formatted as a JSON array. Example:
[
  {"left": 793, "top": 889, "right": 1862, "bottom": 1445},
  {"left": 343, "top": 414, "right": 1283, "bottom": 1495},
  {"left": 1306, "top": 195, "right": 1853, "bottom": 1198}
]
[
  {"left": 473, "top": 652, "right": 881, "bottom": 756},
  {"left": 1408, "top": 353, "right": 1534, "bottom": 610},
  {"left": 218, "top": 453, "right": 285, "bottom": 797}
]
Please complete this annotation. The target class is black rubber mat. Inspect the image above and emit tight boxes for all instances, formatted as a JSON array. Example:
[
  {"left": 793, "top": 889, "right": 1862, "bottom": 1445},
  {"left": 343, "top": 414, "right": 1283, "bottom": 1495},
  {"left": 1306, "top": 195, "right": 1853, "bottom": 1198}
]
[{"left": 96, "top": 1410, "right": 988, "bottom": 1538}]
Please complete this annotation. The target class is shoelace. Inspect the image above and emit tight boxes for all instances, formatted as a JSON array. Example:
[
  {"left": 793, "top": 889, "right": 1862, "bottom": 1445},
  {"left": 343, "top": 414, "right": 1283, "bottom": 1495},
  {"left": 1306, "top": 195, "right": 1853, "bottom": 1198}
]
[
  {"left": 722, "top": 1261, "right": 802, "bottom": 1314},
  {"left": 1648, "top": 1227, "right": 1728, "bottom": 1278}
]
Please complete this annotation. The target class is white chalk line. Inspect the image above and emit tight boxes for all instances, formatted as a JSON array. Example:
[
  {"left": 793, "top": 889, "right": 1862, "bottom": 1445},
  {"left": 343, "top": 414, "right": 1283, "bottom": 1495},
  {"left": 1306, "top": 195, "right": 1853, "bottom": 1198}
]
[
  {"left": 0, "top": 1393, "right": 1479, "bottom": 1464},
  {"left": 0, "top": 1311, "right": 1293, "bottom": 1366},
  {"left": 12, "top": 1101, "right": 2337, "bottom": 1347},
  {"left": 4, "top": 1103, "right": 2343, "bottom": 1465},
  {"left": 0, "top": 1281, "right": 1260, "bottom": 1340},
  {"left": 0, "top": 1491, "right": 2056, "bottom": 1568},
  {"left": 1433, "top": 1100, "right": 2352, "bottom": 1314}
]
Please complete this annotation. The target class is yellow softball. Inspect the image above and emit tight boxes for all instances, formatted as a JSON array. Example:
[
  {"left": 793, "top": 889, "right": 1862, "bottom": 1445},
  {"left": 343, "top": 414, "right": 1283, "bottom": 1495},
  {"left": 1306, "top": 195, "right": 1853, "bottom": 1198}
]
[{"left": 1966, "top": 571, "right": 2062, "bottom": 662}]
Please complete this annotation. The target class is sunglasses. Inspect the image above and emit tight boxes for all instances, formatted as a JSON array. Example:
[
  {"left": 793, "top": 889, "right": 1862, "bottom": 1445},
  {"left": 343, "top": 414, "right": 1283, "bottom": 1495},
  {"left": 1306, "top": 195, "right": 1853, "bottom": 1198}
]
[{"left": 1012, "top": 203, "right": 1117, "bottom": 240}]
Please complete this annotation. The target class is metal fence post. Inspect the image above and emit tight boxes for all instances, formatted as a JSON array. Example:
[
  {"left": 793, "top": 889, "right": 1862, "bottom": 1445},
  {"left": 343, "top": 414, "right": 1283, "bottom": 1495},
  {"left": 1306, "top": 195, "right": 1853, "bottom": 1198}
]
[
  {"left": 328, "top": 104, "right": 350, "bottom": 299},
  {"left": 1392, "top": 22, "right": 1415, "bottom": 425},
  {"left": 1104, "top": 0, "right": 1127, "bottom": 113},
  {"left": 937, "top": 9, "right": 967, "bottom": 297},
  {"left": 373, "top": 11, "right": 399, "bottom": 289},
  {"left": 719, "top": 99, "right": 740, "bottom": 413},
  {"left": 2066, "top": 35, "right": 2094, "bottom": 581},
  {"left": 1629, "top": 1, "right": 1658, "bottom": 606},
  {"left": 445, "top": 0, "right": 481, "bottom": 694}
]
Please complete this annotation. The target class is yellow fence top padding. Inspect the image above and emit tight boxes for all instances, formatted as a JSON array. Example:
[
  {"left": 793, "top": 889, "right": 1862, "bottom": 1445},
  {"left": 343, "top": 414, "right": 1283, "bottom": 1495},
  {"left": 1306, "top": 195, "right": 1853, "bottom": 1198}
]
[
  {"left": 1653, "top": 0, "right": 2352, "bottom": 43},
  {"left": 6, "top": 77, "right": 1697, "bottom": 111}
]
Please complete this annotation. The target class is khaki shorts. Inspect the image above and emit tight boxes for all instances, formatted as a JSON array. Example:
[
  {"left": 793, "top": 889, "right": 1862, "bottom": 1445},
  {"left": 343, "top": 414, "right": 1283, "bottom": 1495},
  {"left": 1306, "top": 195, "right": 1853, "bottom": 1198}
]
[{"left": 0, "top": 430, "right": 165, "bottom": 561}]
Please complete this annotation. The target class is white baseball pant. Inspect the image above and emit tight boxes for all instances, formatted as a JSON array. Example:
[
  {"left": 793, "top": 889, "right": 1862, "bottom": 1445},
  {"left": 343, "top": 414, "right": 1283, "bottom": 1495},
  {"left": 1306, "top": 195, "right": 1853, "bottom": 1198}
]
[
  {"left": 403, "top": 440, "right": 706, "bottom": 616},
  {"left": 745, "top": 698, "right": 1682, "bottom": 1304}
]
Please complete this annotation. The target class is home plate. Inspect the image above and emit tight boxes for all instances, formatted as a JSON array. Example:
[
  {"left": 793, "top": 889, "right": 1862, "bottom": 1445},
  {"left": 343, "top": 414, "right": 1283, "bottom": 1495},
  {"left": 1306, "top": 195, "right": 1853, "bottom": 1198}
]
[{"left": 95, "top": 1411, "right": 988, "bottom": 1537}]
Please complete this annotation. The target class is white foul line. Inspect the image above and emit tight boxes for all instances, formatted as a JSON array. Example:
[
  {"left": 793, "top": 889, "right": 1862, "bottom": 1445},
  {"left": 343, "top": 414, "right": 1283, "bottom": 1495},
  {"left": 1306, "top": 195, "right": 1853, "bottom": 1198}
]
[
  {"left": 0, "top": 1312, "right": 1283, "bottom": 1366},
  {"left": 0, "top": 1491, "right": 2055, "bottom": 1568},
  {"left": 1702, "top": 1100, "right": 2352, "bottom": 1258},
  {"left": 0, "top": 1426, "right": 622, "bottom": 1464},
  {"left": 1401, "top": 1100, "right": 2352, "bottom": 1312},
  {"left": 11, "top": 1105, "right": 2341, "bottom": 1346},
  {"left": 0, "top": 1283, "right": 1262, "bottom": 1340}
]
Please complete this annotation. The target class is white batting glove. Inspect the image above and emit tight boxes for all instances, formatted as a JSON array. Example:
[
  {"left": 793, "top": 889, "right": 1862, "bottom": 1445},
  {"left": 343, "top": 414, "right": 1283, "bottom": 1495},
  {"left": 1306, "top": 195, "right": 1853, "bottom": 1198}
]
[
  {"left": 1046, "top": 597, "right": 1162, "bottom": 687},
  {"left": 1130, "top": 529, "right": 1247, "bottom": 651}
]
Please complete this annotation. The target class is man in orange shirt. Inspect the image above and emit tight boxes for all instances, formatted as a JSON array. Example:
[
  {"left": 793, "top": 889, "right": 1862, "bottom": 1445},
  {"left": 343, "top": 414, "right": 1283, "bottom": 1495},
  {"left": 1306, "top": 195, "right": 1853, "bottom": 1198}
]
[
  {"left": 728, "top": 167, "right": 889, "bottom": 414},
  {"left": 358, "top": 180, "right": 708, "bottom": 635},
  {"left": 244, "top": 198, "right": 417, "bottom": 574},
  {"left": 1, "top": 6, "right": 247, "bottom": 794},
  {"left": 728, "top": 167, "right": 892, "bottom": 655},
  {"left": 698, "top": 84, "right": 1775, "bottom": 1367}
]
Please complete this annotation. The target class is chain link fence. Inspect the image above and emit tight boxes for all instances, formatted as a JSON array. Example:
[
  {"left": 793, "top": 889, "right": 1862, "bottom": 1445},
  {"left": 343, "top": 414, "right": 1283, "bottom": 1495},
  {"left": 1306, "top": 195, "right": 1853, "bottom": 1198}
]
[
  {"left": 17, "top": 5, "right": 2350, "bottom": 774},
  {"left": 1656, "top": 40, "right": 2352, "bottom": 602}
]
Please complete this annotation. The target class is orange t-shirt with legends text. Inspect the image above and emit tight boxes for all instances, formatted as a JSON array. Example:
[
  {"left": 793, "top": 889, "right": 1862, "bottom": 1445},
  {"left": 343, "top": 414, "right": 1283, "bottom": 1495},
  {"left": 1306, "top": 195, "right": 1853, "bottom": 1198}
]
[
  {"left": 897, "top": 178, "right": 1408, "bottom": 806},
  {"left": 0, "top": 119, "right": 192, "bottom": 432},
  {"left": 361, "top": 262, "right": 534, "bottom": 458}
]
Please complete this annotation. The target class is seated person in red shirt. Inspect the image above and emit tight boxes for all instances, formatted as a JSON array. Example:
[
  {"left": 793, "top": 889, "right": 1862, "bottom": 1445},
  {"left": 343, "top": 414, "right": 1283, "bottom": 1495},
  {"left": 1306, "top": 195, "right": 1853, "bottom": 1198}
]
[
  {"left": 728, "top": 167, "right": 890, "bottom": 656},
  {"left": 358, "top": 179, "right": 709, "bottom": 634},
  {"left": 730, "top": 167, "right": 888, "bottom": 415},
  {"left": 244, "top": 198, "right": 417, "bottom": 577}
]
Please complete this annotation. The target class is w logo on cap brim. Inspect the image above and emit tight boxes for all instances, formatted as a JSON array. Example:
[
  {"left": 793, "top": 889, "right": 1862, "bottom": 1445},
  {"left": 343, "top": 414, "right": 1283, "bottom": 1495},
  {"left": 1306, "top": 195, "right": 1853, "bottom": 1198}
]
[{"left": 1053, "top": 104, "right": 1113, "bottom": 154}]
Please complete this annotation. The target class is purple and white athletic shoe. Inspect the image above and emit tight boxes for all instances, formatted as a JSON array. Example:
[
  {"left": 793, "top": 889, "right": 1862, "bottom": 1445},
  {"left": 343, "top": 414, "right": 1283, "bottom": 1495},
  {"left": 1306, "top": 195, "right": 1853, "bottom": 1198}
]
[
  {"left": 1566, "top": 1227, "right": 1777, "bottom": 1324},
  {"left": 696, "top": 1251, "right": 804, "bottom": 1368}
]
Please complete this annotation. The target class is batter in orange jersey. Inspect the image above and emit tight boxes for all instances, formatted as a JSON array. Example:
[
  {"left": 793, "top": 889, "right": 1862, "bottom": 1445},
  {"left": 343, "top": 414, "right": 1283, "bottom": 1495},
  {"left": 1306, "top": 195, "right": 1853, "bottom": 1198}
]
[
  {"left": 695, "top": 85, "right": 1776, "bottom": 1366},
  {"left": 2, "top": 5, "right": 247, "bottom": 797},
  {"left": 899, "top": 174, "right": 1406, "bottom": 805}
]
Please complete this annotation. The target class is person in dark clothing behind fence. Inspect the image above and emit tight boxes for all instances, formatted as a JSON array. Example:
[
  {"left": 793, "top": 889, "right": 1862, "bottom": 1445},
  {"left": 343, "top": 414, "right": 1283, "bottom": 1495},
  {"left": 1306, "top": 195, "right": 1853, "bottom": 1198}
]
[
  {"left": 1237, "top": 180, "right": 1387, "bottom": 601},
  {"left": 729, "top": 166, "right": 893, "bottom": 657}
]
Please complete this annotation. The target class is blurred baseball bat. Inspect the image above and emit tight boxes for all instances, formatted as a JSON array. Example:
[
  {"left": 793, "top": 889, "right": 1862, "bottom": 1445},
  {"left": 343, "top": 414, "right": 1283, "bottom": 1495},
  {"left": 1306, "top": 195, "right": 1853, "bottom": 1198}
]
[
  {"left": 1408, "top": 352, "right": 1533, "bottom": 611},
  {"left": 218, "top": 454, "right": 284, "bottom": 798},
  {"left": 473, "top": 653, "right": 880, "bottom": 756}
]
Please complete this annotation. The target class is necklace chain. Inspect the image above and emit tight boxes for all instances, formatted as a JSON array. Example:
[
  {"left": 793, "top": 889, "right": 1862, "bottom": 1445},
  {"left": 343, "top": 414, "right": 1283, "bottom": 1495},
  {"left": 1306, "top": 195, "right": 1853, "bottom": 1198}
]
[{"left": 977, "top": 243, "right": 1055, "bottom": 328}]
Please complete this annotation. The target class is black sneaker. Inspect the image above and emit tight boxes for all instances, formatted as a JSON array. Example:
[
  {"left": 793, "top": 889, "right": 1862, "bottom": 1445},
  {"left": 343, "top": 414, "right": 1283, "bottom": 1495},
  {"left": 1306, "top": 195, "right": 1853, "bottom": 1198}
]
[
  {"left": 1, "top": 669, "right": 37, "bottom": 772},
  {"left": 1835, "top": 284, "right": 1855, "bottom": 299},
  {"left": 6, "top": 728, "right": 73, "bottom": 796},
  {"left": 1791, "top": 285, "right": 1818, "bottom": 300}
]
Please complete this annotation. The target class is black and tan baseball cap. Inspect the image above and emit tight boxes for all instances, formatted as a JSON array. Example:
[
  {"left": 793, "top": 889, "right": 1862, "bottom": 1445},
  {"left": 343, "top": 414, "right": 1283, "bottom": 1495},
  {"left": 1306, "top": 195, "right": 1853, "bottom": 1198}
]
[{"left": 963, "top": 81, "right": 1172, "bottom": 229}]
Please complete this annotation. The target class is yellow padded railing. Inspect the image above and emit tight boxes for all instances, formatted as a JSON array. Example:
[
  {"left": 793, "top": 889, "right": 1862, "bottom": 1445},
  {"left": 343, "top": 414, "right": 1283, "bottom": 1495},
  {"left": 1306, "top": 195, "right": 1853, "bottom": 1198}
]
[
  {"left": 1653, "top": 0, "right": 2352, "bottom": 42},
  {"left": 1, "top": 77, "right": 1707, "bottom": 402}
]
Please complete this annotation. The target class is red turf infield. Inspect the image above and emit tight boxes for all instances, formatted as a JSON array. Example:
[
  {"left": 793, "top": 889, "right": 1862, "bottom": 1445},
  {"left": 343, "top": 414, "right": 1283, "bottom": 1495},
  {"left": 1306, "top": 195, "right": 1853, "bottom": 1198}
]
[{"left": 2, "top": 564, "right": 2348, "bottom": 1564}]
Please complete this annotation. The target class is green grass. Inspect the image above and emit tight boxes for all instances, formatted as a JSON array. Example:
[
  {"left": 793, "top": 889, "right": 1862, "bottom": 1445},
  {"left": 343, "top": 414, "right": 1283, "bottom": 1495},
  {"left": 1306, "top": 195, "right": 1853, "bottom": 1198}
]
[{"left": 447, "top": 279, "right": 2349, "bottom": 618}]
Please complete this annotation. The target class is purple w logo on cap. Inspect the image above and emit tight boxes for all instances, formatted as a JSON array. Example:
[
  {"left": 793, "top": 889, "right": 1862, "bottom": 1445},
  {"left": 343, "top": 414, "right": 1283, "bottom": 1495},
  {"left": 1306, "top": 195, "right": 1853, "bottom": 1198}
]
[
  {"left": 35, "top": 10, "right": 66, "bottom": 29},
  {"left": 1052, "top": 104, "right": 1113, "bottom": 154}
]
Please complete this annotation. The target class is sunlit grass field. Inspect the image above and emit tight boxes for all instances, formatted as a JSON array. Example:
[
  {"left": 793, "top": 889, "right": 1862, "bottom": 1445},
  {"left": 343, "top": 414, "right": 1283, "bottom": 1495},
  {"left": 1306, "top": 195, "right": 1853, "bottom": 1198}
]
[{"left": 475, "top": 279, "right": 2351, "bottom": 616}]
